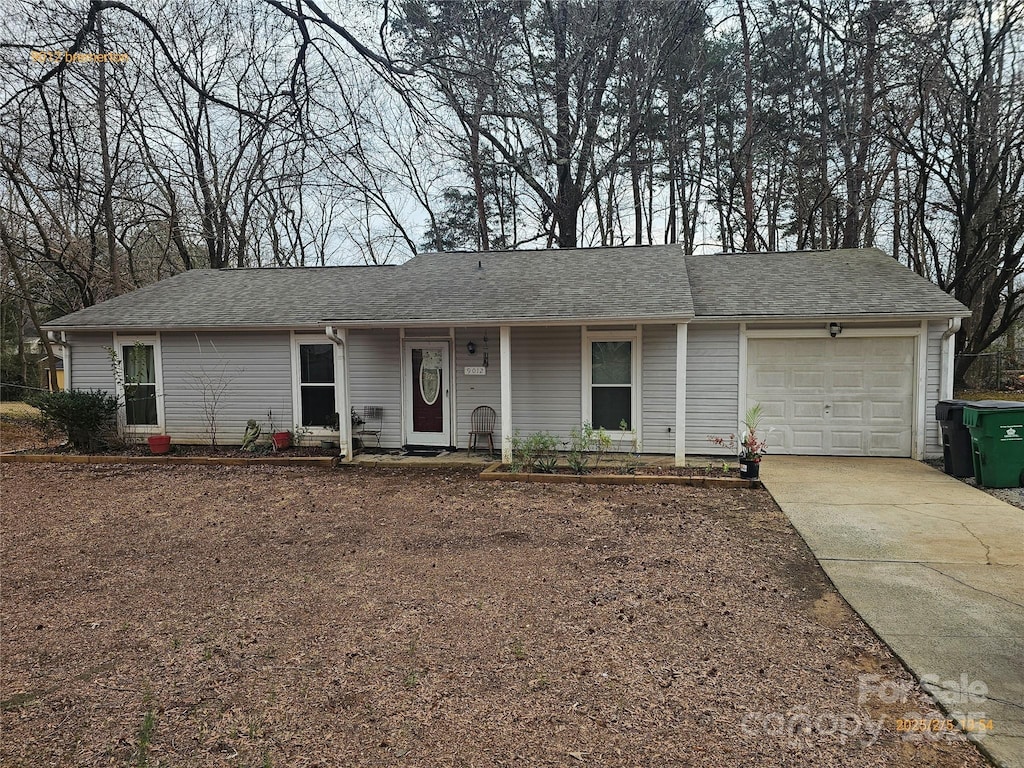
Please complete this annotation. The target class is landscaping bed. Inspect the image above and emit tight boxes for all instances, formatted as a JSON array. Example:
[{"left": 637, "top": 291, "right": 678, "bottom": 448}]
[{"left": 0, "top": 463, "right": 987, "bottom": 767}]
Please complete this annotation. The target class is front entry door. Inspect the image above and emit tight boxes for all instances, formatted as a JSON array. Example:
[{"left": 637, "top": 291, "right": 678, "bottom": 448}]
[{"left": 405, "top": 342, "right": 451, "bottom": 446}]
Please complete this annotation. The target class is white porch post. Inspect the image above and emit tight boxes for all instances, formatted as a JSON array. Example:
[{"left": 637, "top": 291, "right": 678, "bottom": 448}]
[
  {"left": 326, "top": 326, "right": 352, "bottom": 461},
  {"left": 675, "top": 322, "right": 688, "bottom": 466},
  {"left": 500, "top": 325, "right": 512, "bottom": 463}
]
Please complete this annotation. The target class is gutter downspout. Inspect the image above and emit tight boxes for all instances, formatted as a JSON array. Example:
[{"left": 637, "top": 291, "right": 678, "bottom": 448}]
[
  {"left": 940, "top": 318, "right": 962, "bottom": 401},
  {"left": 325, "top": 326, "right": 352, "bottom": 461}
]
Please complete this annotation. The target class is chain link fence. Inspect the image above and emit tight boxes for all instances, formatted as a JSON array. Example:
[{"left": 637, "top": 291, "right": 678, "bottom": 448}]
[{"left": 957, "top": 350, "right": 1024, "bottom": 392}]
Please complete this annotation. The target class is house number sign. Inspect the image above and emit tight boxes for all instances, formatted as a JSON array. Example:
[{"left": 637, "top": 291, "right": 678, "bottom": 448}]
[{"left": 464, "top": 366, "right": 486, "bottom": 376}]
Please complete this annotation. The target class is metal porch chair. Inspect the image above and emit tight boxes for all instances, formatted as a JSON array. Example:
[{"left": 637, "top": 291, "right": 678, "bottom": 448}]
[{"left": 355, "top": 406, "right": 383, "bottom": 450}]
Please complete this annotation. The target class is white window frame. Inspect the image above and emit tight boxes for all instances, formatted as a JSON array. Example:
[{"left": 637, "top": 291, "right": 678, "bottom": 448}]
[
  {"left": 111, "top": 333, "right": 164, "bottom": 434},
  {"left": 291, "top": 333, "right": 341, "bottom": 438},
  {"left": 581, "top": 328, "right": 641, "bottom": 441}
]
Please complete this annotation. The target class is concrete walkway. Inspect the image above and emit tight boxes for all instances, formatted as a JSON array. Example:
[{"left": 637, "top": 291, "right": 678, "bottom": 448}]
[{"left": 762, "top": 457, "right": 1024, "bottom": 768}]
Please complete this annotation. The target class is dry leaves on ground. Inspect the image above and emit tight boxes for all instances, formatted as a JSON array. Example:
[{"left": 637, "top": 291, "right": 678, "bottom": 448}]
[{"left": 0, "top": 464, "right": 989, "bottom": 767}]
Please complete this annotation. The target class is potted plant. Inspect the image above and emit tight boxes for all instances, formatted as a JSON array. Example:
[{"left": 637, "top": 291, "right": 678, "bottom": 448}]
[
  {"left": 267, "top": 409, "right": 291, "bottom": 451},
  {"left": 737, "top": 403, "right": 769, "bottom": 479},
  {"left": 707, "top": 403, "right": 770, "bottom": 479},
  {"left": 147, "top": 434, "right": 171, "bottom": 454}
]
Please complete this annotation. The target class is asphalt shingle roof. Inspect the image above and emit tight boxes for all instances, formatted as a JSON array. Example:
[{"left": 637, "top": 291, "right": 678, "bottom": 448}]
[
  {"left": 44, "top": 246, "right": 967, "bottom": 331},
  {"left": 685, "top": 248, "right": 968, "bottom": 317}
]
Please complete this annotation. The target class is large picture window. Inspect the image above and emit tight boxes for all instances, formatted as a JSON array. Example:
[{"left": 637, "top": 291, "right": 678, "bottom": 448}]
[
  {"left": 590, "top": 340, "right": 633, "bottom": 430},
  {"left": 298, "top": 342, "right": 336, "bottom": 428}
]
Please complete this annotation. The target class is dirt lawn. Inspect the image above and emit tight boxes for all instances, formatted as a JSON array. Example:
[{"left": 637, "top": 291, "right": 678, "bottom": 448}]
[{"left": 0, "top": 464, "right": 988, "bottom": 767}]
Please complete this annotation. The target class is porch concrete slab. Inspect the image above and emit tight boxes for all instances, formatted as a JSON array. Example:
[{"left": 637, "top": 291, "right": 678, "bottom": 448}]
[{"left": 762, "top": 457, "right": 1024, "bottom": 768}]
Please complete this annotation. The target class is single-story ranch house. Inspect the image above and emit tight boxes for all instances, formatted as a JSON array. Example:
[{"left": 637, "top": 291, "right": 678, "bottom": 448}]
[{"left": 43, "top": 245, "right": 969, "bottom": 464}]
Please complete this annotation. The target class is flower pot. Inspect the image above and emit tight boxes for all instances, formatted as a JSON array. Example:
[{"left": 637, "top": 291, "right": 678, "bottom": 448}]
[
  {"left": 739, "top": 458, "right": 761, "bottom": 479},
  {"left": 147, "top": 435, "right": 171, "bottom": 455},
  {"left": 271, "top": 431, "right": 292, "bottom": 450}
]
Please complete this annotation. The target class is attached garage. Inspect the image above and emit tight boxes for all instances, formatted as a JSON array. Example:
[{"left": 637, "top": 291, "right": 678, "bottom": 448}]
[{"left": 746, "top": 336, "right": 916, "bottom": 457}]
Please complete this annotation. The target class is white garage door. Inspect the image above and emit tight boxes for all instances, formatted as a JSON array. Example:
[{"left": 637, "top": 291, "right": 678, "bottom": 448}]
[{"left": 747, "top": 337, "right": 915, "bottom": 457}]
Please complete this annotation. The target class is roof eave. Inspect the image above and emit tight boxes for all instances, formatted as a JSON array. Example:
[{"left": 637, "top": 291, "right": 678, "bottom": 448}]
[
  {"left": 41, "top": 322, "right": 329, "bottom": 333},
  {"left": 322, "top": 314, "right": 696, "bottom": 328},
  {"left": 691, "top": 310, "right": 972, "bottom": 322}
]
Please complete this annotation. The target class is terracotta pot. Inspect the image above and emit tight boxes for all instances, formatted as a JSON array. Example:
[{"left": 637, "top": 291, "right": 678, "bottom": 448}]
[
  {"left": 272, "top": 431, "right": 292, "bottom": 450},
  {"left": 739, "top": 458, "right": 761, "bottom": 479},
  {"left": 147, "top": 434, "right": 171, "bottom": 455}
]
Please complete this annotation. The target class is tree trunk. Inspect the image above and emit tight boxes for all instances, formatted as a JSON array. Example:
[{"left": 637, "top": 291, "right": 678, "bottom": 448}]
[
  {"left": 95, "top": 10, "right": 122, "bottom": 295},
  {"left": 737, "top": 0, "right": 756, "bottom": 251}
]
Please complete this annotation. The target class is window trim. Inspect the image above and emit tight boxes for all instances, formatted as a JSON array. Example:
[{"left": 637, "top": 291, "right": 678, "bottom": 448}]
[
  {"left": 581, "top": 328, "right": 641, "bottom": 441},
  {"left": 290, "top": 332, "right": 341, "bottom": 437},
  {"left": 111, "top": 333, "right": 164, "bottom": 433}
]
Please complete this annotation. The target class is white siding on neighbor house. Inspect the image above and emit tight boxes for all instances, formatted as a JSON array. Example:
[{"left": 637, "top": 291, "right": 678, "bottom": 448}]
[
  {"left": 686, "top": 324, "right": 740, "bottom": 455},
  {"left": 455, "top": 327, "right": 501, "bottom": 449},
  {"left": 925, "top": 320, "right": 945, "bottom": 457},
  {"left": 348, "top": 328, "right": 402, "bottom": 448},
  {"left": 161, "top": 332, "right": 293, "bottom": 443},
  {"left": 68, "top": 332, "right": 116, "bottom": 392},
  {"left": 641, "top": 324, "right": 677, "bottom": 454},
  {"left": 510, "top": 326, "right": 582, "bottom": 442}
]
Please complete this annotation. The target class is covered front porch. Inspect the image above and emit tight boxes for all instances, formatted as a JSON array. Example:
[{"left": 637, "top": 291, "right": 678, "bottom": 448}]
[{"left": 329, "top": 322, "right": 691, "bottom": 466}]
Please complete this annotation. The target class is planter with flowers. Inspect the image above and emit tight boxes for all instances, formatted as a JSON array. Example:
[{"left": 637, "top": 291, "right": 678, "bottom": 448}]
[{"left": 708, "top": 403, "right": 770, "bottom": 479}]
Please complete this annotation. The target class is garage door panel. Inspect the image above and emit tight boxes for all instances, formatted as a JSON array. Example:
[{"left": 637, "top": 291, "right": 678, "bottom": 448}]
[
  {"left": 747, "top": 336, "right": 914, "bottom": 457},
  {"left": 792, "top": 399, "right": 825, "bottom": 419},
  {"left": 793, "top": 370, "right": 826, "bottom": 389},
  {"left": 832, "top": 373, "right": 865, "bottom": 391},
  {"left": 757, "top": 399, "right": 787, "bottom": 421},
  {"left": 831, "top": 430, "right": 866, "bottom": 450},
  {"left": 870, "top": 400, "right": 911, "bottom": 421},
  {"left": 790, "top": 430, "right": 825, "bottom": 452},
  {"left": 869, "top": 430, "right": 911, "bottom": 451},
  {"left": 831, "top": 402, "right": 864, "bottom": 420}
]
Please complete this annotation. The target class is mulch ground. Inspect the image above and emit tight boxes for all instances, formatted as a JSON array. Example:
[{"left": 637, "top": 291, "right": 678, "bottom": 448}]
[{"left": 0, "top": 463, "right": 989, "bottom": 767}]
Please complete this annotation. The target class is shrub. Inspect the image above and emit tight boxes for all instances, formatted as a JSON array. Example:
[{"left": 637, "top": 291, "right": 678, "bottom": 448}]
[
  {"left": 527, "top": 431, "right": 559, "bottom": 473},
  {"left": 508, "top": 431, "right": 531, "bottom": 472},
  {"left": 565, "top": 423, "right": 594, "bottom": 474},
  {"left": 29, "top": 389, "right": 119, "bottom": 451}
]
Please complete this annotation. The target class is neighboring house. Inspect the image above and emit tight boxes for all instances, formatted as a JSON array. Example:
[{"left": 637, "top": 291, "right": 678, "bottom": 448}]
[{"left": 42, "top": 246, "right": 969, "bottom": 464}]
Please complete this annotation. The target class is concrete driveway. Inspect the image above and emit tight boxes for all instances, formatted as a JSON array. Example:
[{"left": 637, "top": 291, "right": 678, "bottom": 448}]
[{"left": 762, "top": 457, "right": 1024, "bottom": 768}]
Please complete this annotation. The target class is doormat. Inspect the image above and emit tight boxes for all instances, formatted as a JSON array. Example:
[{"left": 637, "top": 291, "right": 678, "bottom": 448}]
[{"left": 403, "top": 449, "right": 445, "bottom": 458}]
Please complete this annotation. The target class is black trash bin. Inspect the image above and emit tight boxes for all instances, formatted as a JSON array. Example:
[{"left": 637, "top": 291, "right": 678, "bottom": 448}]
[{"left": 935, "top": 399, "right": 976, "bottom": 477}]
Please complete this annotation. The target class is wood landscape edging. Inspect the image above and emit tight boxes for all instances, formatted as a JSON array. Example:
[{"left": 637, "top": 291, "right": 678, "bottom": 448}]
[
  {"left": 479, "top": 461, "right": 762, "bottom": 488},
  {"left": 0, "top": 453, "right": 336, "bottom": 467}
]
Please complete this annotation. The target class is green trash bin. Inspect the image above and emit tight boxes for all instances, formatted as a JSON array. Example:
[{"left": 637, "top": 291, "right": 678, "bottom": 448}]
[{"left": 962, "top": 401, "right": 1024, "bottom": 488}]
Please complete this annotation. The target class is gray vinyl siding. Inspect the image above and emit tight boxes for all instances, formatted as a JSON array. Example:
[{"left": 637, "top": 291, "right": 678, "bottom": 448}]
[
  {"left": 641, "top": 324, "right": 677, "bottom": 454},
  {"left": 925, "top": 321, "right": 944, "bottom": 457},
  {"left": 686, "top": 324, "right": 740, "bottom": 456},
  {"left": 455, "top": 327, "right": 501, "bottom": 449},
  {"left": 161, "top": 332, "right": 293, "bottom": 443},
  {"left": 348, "top": 328, "right": 402, "bottom": 448},
  {"left": 67, "top": 332, "right": 116, "bottom": 392},
  {"left": 510, "top": 326, "right": 581, "bottom": 443}
]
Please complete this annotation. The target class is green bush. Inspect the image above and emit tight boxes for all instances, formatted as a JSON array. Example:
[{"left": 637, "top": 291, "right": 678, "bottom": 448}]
[
  {"left": 565, "top": 424, "right": 593, "bottom": 474},
  {"left": 508, "top": 431, "right": 530, "bottom": 472},
  {"left": 29, "top": 389, "right": 119, "bottom": 451},
  {"left": 527, "top": 431, "right": 559, "bottom": 472}
]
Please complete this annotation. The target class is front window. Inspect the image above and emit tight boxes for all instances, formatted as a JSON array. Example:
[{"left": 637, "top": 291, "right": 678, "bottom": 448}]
[
  {"left": 591, "top": 339, "right": 632, "bottom": 430},
  {"left": 122, "top": 343, "right": 158, "bottom": 426},
  {"left": 298, "top": 343, "right": 336, "bottom": 427}
]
